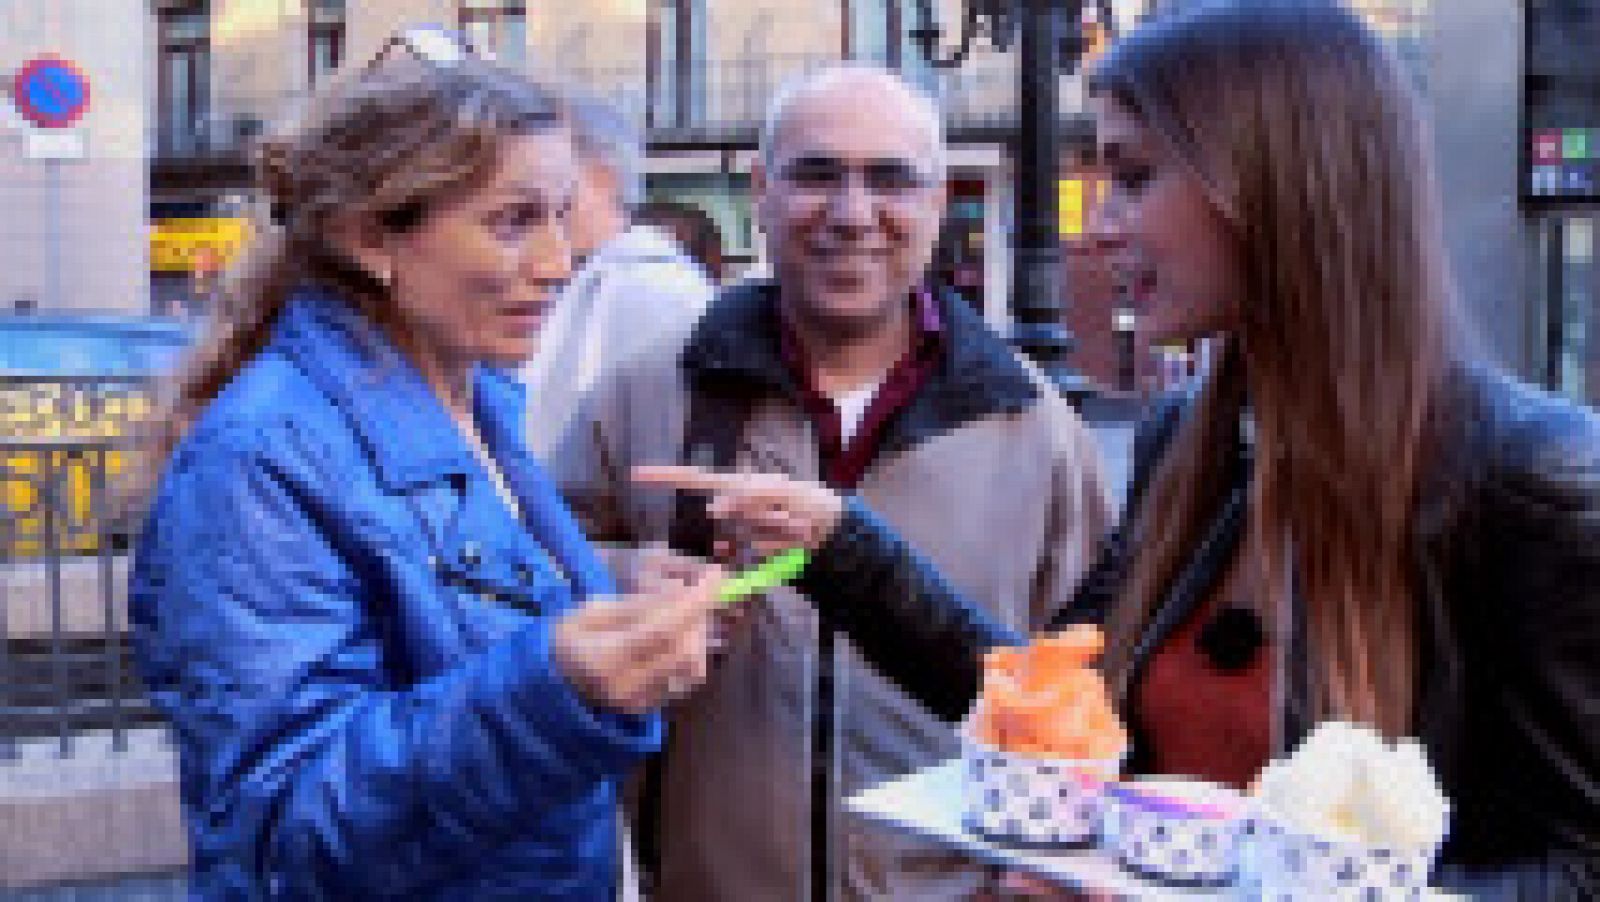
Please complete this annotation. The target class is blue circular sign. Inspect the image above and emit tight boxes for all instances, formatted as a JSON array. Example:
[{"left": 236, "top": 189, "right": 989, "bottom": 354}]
[{"left": 13, "top": 57, "right": 91, "bottom": 129}]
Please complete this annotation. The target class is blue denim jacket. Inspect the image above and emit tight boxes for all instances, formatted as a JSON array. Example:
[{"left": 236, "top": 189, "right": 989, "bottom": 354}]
[{"left": 130, "top": 289, "right": 660, "bottom": 900}]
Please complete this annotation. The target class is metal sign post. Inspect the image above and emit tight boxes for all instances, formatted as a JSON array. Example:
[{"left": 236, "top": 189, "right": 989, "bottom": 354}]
[
  {"left": 12, "top": 56, "right": 92, "bottom": 312},
  {"left": 47, "top": 157, "right": 60, "bottom": 311}
]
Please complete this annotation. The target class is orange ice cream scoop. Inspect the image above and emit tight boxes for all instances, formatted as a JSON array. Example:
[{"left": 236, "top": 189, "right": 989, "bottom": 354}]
[
  {"left": 1036, "top": 620, "right": 1100, "bottom": 662},
  {"left": 971, "top": 626, "right": 1126, "bottom": 761},
  {"left": 1032, "top": 623, "right": 1105, "bottom": 670},
  {"left": 982, "top": 646, "right": 1027, "bottom": 682}
]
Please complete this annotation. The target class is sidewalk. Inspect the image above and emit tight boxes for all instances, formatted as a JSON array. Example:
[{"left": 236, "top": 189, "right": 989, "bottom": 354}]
[
  {"left": 0, "top": 872, "right": 186, "bottom": 901},
  {"left": 0, "top": 729, "right": 186, "bottom": 894}
]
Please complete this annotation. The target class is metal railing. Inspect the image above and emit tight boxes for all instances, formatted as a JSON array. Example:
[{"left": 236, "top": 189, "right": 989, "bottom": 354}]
[
  {"left": 152, "top": 111, "right": 275, "bottom": 162},
  {"left": 577, "top": 52, "right": 1089, "bottom": 145},
  {"left": 1, "top": 375, "right": 154, "bottom": 441},
  {"left": 151, "top": 84, "right": 304, "bottom": 162},
  {"left": 2, "top": 377, "right": 161, "bottom": 760}
]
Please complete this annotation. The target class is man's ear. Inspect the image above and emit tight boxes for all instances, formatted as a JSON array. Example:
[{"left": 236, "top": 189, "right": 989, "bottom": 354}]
[
  {"left": 326, "top": 210, "right": 395, "bottom": 286},
  {"left": 750, "top": 157, "right": 770, "bottom": 236},
  {"left": 750, "top": 156, "right": 768, "bottom": 199}
]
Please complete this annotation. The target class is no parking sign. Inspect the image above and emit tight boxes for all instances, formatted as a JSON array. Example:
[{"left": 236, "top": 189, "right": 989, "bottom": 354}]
[{"left": 12, "top": 56, "right": 91, "bottom": 129}]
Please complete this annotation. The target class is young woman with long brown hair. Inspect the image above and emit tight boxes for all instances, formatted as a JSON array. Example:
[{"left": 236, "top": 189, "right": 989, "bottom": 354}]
[
  {"left": 129, "top": 33, "right": 723, "bottom": 899},
  {"left": 638, "top": 2, "right": 1599, "bottom": 894}
]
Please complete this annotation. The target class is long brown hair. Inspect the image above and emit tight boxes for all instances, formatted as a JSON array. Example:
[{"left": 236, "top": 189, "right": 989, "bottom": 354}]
[
  {"left": 1092, "top": 0, "right": 1466, "bottom": 738},
  {"left": 133, "top": 56, "right": 566, "bottom": 501}
]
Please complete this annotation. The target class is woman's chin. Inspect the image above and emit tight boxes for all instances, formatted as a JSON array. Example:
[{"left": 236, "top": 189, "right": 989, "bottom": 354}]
[
  {"left": 480, "top": 340, "right": 540, "bottom": 368},
  {"left": 1140, "top": 322, "right": 1190, "bottom": 346}
]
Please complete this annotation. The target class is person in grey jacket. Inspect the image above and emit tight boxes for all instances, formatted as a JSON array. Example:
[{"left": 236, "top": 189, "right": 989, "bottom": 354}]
[
  {"left": 555, "top": 64, "right": 1112, "bottom": 901},
  {"left": 520, "top": 94, "right": 713, "bottom": 458},
  {"left": 640, "top": 4, "right": 1600, "bottom": 898}
]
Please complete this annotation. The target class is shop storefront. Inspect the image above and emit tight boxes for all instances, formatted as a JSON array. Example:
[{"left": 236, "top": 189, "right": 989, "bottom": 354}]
[
  {"left": 930, "top": 177, "right": 988, "bottom": 312},
  {"left": 644, "top": 170, "right": 756, "bottom": 280},
  {"left": 1533, "top": 213, "right": 1598, "bottom": 403},
  {"left": 148, "top": 197, "right": 251, "bottom": 318},
  {"left": 1526, "top": 0, "right": 1600, "bottom": 405}
]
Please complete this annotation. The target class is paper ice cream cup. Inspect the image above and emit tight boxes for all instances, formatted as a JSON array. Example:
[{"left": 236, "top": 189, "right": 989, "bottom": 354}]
[
  {"left": 960, "top": 734, "right": 1125, "bottom": 848},
  {"left": 1243, "top": 807, "right": 1445, "bottom": 901},
  {"left": 1101, "top": 777, "right": 1249, "bottom": 888}
]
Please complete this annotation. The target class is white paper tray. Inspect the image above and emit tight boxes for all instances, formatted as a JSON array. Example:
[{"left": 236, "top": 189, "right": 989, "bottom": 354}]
[{"left": 844, "top": 760, "right": 1460, "bottom": 900}]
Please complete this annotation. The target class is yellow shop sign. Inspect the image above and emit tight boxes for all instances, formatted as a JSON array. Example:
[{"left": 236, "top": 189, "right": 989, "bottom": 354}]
[{"left": 150, "top": 217, "right": 251, "bottom": 273}]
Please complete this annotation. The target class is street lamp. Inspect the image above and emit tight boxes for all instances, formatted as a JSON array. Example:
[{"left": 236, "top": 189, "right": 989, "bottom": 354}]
[{"left": 910, "top": 0, "right": 1116, "bottom": 401}]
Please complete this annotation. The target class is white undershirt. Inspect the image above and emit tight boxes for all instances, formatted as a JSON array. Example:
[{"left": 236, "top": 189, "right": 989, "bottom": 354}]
[{"left": 831, "top": 377, "right": 887, "bottom": 445}]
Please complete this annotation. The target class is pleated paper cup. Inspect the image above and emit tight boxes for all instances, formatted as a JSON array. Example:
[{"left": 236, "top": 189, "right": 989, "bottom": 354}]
[{"left": 960, "top": 733, "right": 1125, "bottom": 848}]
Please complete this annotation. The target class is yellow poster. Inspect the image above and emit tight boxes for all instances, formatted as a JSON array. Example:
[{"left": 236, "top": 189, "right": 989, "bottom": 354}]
[
  {"left": 150, "top": 217, "right": 251, "bottom": 273},
  {"left": 1058, "top": 179, "right": 1086, "bottom": 237},
  {"left": 1057, "top": 179, "right": 1111, "bottom": 238}
]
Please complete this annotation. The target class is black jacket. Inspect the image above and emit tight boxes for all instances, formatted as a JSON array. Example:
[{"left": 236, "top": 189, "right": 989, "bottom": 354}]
[{"left": 796, "top": 364, "right": 1600, "bottom": 898}]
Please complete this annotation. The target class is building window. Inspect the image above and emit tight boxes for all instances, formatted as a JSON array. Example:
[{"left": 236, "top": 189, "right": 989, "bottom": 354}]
[
  {"left": 309, "top": 0, "right": 346, "bottom": 85},
  {"left": 157, "top": 1, "right": 211, "bottom": 156},
  {"left": 845, "top": 0, "right": 906, "bottom": 66},
  {"left": 649, "top": 0, "right": 706, "bottom": 128},
  {"left": 460, "top": 1, "right": 527, "bottom": 66}
]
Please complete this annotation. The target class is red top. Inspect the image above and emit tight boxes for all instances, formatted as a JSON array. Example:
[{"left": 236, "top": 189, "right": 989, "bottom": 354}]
[
  {"left": 1132, "top": 593, "right": 1275, "bottom": 790},
  {"left": 778, "top": 292, "right": 944, "bottom": 491}
]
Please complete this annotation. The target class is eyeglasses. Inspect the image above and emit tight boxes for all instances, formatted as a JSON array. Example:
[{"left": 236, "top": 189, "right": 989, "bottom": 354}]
[
  {"left": 776, "top": 155, "right": 937, "bottom": 203},
  {"left": 363, "top": 24, "right": 479, "bottom": 74}
]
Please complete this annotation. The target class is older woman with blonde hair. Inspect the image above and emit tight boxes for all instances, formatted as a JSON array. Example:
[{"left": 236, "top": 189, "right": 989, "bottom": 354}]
[
  {"left": 640, "top": 2, "right": 1600, "bottom": 896},
  {"left": 131, "top": 30, "right": 719, "bottom": 899}
]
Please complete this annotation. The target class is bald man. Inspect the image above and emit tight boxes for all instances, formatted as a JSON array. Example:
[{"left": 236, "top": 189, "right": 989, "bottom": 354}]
[{"left": 550, "top": 65, "right": 1111, "bottom": 901}]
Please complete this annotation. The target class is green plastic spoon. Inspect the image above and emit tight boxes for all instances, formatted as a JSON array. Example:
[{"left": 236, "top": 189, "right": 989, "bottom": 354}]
[{"left": 717, "top": 548, "right": 811, "bottom": 605}]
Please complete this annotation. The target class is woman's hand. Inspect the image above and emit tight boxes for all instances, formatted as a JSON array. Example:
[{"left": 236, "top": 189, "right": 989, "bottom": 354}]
[
  {"left": 620, "top": 543, "right": 713, "bottom": 594},
  {"left": 628, "top": 545, "right": 751, "bottom": 661},
  {"left": 632, "top": 465, "right": 846, "bottom": 560},
  {"left": 552, "top": 564, "right": 723, "bottom": 713}
]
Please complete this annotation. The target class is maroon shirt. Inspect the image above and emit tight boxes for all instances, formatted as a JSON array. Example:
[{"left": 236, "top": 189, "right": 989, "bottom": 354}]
[
  {"left": 778, "top": 292, "right": 945, "bottom": 490},
  {"left": 1133, "top": 592, "right": 1275, "bottom": 790}
]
